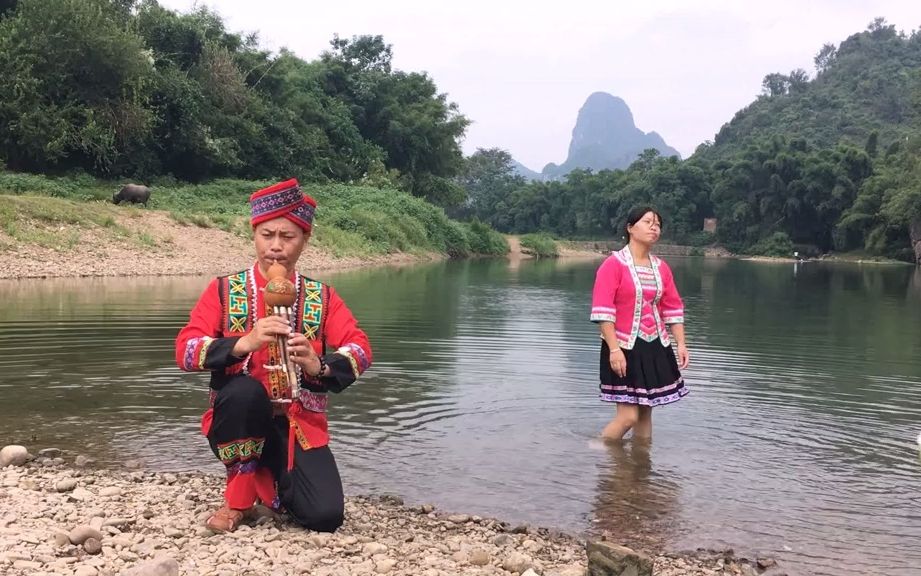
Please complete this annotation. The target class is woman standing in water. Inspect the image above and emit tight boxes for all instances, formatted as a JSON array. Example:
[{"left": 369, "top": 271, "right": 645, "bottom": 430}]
[{"left": 590, "top": 206, "right": 690, "bottom": 441}]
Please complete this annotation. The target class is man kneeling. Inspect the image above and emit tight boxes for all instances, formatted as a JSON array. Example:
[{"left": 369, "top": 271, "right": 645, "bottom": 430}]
[{"left": 175, "top": 179, "right": 372, "bottom": 533}]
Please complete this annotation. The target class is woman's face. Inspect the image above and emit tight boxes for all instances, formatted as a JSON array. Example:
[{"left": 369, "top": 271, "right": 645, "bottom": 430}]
[{"left": 627, "top": 211, "right": 661, "bottom": 245}]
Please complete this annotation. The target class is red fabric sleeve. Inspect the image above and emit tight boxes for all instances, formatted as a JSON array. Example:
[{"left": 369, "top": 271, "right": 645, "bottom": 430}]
[
  {"left": 175, "top": 279, "right": 244, "bottom": 372},
  {"left": 320, "top": 286, "right": 372, "bottom": 391}
]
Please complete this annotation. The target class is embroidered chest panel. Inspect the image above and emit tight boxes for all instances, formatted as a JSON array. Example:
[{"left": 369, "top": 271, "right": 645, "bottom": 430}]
[{"left": 220, "top": 270, "right": 325, "bottom": 339}]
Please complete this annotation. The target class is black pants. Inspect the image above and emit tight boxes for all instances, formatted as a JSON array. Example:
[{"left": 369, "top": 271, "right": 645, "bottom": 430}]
[{"left": 207, "top": 375, "right": 344, "bottom": 532}]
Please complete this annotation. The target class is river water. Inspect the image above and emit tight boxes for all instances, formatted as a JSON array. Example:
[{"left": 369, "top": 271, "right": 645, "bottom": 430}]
[{"left": 1, "top": 257, "right": 919, "bottom": 575}]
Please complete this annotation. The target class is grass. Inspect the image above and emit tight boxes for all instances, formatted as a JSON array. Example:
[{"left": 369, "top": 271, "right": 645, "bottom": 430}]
[
  {"left": 519, "top": 233, "right": 559, "bottom": 257},
  {"left": 0, "top": 193, "right": 164, "bottom": 251},
  {"left": 0, "top": 171, "right": 509, "bottom": 259}
]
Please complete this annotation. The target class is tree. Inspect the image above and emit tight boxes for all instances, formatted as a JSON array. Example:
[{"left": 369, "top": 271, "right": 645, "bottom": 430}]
[
  {"left": 814, "top": 43, "right": 837, "bottom": 73},
  {"left": 320, "top": 35, "right": 469, "bottom": 205},
  {"left": 456, "top": 148, "right": 524, "bottom": 227},
  {"left": 0, "top": 0, "right": 154, "bottom": 172},
  {"left": 867, "top": 17, "right": 892, "bottom": 36},
  {"left": 864, "top": 131, "right": 879, "bottom": 157},
  {"left": 787, "top": 69, "right": 810, "bottom": 94},
  {"left": 327, "top": 34, "right": 392, "bottom": 73},
  {"left": 761, "top": 73, "right": 789, "bottom": 97}
]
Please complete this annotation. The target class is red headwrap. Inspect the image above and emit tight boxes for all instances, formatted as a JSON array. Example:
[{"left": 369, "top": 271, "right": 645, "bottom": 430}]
[{"left": 249, "top": 178, "right": 317, "bottom": 233}]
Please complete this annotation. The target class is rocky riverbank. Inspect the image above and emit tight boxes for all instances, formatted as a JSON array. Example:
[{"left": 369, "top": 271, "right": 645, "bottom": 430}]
[{"left": 0, "top": 446, "right": 783, "bottom": 576}]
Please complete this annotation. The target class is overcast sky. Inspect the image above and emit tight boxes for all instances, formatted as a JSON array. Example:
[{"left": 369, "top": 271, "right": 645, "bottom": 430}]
[{"left": 159, "top": 0, "right": 919, "bottom": 171}]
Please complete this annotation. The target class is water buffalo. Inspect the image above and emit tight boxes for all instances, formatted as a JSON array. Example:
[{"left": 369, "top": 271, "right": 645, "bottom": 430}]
[{"left": 113, "top": 184, "right": 151, "bottom": 206}]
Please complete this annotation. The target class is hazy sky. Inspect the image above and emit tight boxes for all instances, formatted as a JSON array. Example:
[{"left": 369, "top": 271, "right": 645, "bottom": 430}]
[{"left": 159, "top": 0, "right": 919, "bottom": 171}]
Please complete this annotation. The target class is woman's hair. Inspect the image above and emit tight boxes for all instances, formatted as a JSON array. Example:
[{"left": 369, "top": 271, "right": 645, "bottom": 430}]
[{"left": 624, "top": 206, "right": 663, "bottom": 238}]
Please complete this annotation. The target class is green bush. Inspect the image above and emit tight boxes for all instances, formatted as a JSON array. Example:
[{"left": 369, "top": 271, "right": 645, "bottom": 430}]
[
  {"left": 749, "top": 232, "right": 795, "bottom": 257},
  {"left": 519, "top": 233, "right": 559, "bottom": 257},
  {"left": 463, "top": 220, "right": 509, "bottom": 256}
]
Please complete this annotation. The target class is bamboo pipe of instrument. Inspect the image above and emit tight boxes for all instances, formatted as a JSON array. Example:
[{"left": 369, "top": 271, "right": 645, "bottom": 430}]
[{"left": 263, "top": 261, "right": 300, "bottom": 402}]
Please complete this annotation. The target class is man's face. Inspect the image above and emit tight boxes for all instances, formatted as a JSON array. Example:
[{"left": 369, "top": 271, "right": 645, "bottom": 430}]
[{"left": 254, "top": 217, "right": 307, "bottom": 272}]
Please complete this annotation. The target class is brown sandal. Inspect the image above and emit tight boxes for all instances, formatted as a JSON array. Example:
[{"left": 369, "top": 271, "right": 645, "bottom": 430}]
[{"left": 205, "top": 505, "right": 246, "bottom": 533}]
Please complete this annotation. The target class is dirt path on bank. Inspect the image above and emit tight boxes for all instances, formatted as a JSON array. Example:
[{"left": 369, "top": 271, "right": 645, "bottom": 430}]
[{"left": 505, "top": 235, "right": 604, "bottom": 261}]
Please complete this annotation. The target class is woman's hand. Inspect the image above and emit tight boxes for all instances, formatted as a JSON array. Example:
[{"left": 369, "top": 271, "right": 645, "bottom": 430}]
[
  {"left": 609, "top": 348, "right": 627, "bottom": 378},
  {"left": 676, "top": 343, "right": 690, "bottom": 369},
  {"left": 287, "top": 333, "right": 323, "bottom": 377}
]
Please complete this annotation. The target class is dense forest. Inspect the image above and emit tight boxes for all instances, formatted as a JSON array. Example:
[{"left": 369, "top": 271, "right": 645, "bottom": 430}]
[
  {"left": 458, "top": 19, "right": 921, "bottom": 261},
  {"left": 0, "top": 2, "right": 918, "bottom": 261},
  {"left": 0, "top": 0, "right": 467, "bottom": 205}
]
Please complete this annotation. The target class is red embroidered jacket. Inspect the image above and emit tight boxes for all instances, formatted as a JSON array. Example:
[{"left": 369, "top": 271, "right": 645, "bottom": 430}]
[{"left": 175, "top": 264, "right": 372, "bottom": 450}]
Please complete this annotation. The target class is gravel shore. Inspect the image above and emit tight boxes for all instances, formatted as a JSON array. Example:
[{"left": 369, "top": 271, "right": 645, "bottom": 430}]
[{"left": 0, "top": 446, "right": 781, "bottom": 576}]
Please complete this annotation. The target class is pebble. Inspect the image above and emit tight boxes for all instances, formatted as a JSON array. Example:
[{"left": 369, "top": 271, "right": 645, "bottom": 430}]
[
  {"left": 84, "top": 537, "right": 103, "bottom": 554},
  {"left": 71, "top": 486, "right": 93, "bottom": 501},
  {"left": 54, "top": 478, "right": 77, "bottom": 492},
  {"left": 53, "top": 532, "right": 71, "bottom": 547},
  {"left": 363, "top": 542, "right": 388, "bottom": 556},
  {"left": 493, "top": 533, "right": 512, "bottom": 546},
  {"left": 469, "top": 548, "right": 490, "bottom": 566},
  {"left": 69, "top": 525, "right": 104, "bottom": 545},
  {"left": 74, "top": 455, "right": 94, "bottom": 468}
]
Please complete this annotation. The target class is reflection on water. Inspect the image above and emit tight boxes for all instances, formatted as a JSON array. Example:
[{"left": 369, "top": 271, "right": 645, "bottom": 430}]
[
  {"left": 1, "top": 258, "right": 920, "bottom": 576},
  {"left": 592, "top": 440, "right": 681, "bottom": 550}
]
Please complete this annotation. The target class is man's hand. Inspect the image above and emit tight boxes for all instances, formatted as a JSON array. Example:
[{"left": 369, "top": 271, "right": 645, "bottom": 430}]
[
  {"left": 287, "top": 333, "right": 323, "bottom": 377},
  {"left": 233, "top": 316, "right": 292, "bottom": 356}
]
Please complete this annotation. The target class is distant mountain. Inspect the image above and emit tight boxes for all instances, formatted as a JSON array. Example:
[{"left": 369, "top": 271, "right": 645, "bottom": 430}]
[
  {"left": 536, "top": 92, "right": 680, "bottom": 179},
  {"left": 511, "top": 159, "right": 543, "bottom": 181}
]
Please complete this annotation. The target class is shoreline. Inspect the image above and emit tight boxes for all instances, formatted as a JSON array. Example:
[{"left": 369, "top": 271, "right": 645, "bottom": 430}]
[
  {"left": 560, "top": 240, "right": 914, "bottom": 266},
  {"left": 0, "top": 449, "right": 779, "bottom": 576},
  {"left": 2, "top": 208, "right": 910, "bottom": 281},
  {"left": 0, "top": 209, "right": 449, "bottom": 281},
  {"left": 0, "top": 217, "right": 605, "bottom": 282}
]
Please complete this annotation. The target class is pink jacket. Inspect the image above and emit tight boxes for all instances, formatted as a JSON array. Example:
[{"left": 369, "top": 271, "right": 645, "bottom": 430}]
[{"left": 590, "top": 246, "right": 685, "bottom": 349}]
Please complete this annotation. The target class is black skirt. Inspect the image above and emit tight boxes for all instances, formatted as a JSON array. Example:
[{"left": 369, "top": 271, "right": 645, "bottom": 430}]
[{"left": 599, "top": 337, "right": 687, "bottom": 406}]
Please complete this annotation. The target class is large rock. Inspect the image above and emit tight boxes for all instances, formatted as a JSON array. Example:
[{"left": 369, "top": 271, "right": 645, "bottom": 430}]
[
  {"left": 0, "top": 445, "right": 29, "bottom": 467},
  {"left": 120, "top": 555, "right": 179, "bottom": 576},
  {"left": 586, "top": 541, "right": 652, "bottom": 576}
]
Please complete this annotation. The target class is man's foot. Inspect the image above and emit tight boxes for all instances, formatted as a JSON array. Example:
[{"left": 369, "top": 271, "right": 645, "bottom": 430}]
[
  {"left": 205, "top": 505, "right": 246, "bottom": 533},
  {"left": 247, "top": 504, "right": 282, "bottom": 525}
]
